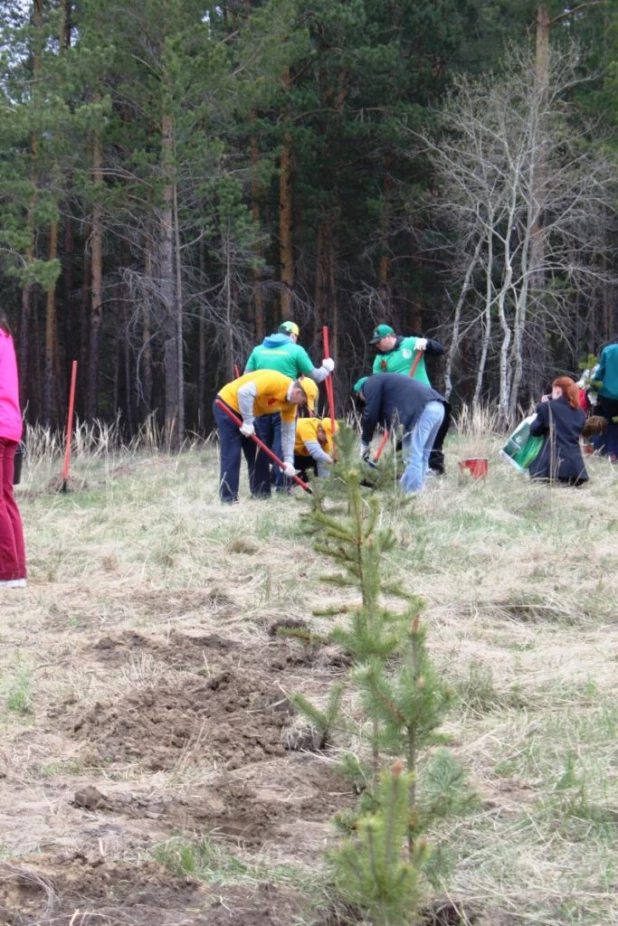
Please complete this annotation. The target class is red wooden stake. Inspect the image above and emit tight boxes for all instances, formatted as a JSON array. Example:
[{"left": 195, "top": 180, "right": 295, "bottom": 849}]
[
  {"left": 62, "top": 360, "right": 78, "bottom": 491},
  {"left": 234, "top": 364, "right": 240, "bottom": 379}
]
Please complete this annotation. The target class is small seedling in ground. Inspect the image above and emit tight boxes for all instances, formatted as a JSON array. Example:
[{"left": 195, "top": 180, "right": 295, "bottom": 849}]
[
  {"left": 292, "top": 424, "right": 474, "bottom": 925},
  {"left": 5, "top": 668, "right": 33, "bottom": 716}
]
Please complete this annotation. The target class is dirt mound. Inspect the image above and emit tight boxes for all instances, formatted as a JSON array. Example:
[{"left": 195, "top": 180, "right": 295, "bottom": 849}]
[
  {"left": 93, "top": 630, "right": 237, "bottom": 668},
  {"left": 0, "top": 858, "right": 210, "bottom": 925},
  {"left": 68, "top": 758, "right": 351, "bottom": 848},
  {"left": 63, "top": 670, "right": 294, "bottom": 771}
]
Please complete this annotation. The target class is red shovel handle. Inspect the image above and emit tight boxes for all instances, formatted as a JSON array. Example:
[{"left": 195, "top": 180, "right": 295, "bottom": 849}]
[
  {"left": 215, "top": 399, "right": 311, "bottom": 493},
  {"left": 409, "top": 349, "right": 422, "bottom": 378},
  {"left": 322, "top": 326, "right": 336, "bottom": 434},
  {"left": 374, "top": 429, "right": 390, "bottom": 462}
]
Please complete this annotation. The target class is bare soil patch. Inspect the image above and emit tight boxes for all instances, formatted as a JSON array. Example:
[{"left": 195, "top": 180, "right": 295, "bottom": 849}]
[{"left": 57, "top": 669, "right": 293, "bottom": 771}]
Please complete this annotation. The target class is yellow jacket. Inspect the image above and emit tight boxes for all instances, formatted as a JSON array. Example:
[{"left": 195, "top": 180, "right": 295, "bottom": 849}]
[
  {"left": 218, "top": 370, "right": 300, "bottom": 423},
  {"left": 294, "top": 418, "right": 334, "bottom": 457}
]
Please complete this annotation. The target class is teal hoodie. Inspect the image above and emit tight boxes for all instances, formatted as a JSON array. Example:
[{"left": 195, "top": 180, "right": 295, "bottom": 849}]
[
  {"left": 597, "top": 343, "right": 618, "bottom": 400},
  {"left": 245, "top": 333, "right": 316, "bottom": 379}
]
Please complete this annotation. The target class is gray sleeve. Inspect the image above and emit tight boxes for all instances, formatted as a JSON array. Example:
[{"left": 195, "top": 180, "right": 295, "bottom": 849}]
[
  {"left": 281, "top": 420, "right": 296, "bottom": 463},
  {"left": 304, "top": 439, "right": 332, "bottom": 464},
  {"left": 307, "top": 364, "right": 329, "bottom": 383},
  {"left": 237, "top": 382, "right": 258, "bottom": 423}
]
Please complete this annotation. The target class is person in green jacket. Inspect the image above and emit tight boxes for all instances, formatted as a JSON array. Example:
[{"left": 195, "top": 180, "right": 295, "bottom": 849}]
[
  {"left": 370, "top": 324, "right": 444, "bottom": 387},
  {"left": 245, "top": 321, "right": 334, "bottom": 382},
  {"left": 369, "top": 324, "right": 449, "bottom": 474},
  {"left": 244, "top": 321, "right": 335, "bottom": 488}
]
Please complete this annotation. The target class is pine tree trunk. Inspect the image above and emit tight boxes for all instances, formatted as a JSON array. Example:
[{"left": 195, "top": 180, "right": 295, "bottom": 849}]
[
  {"left": 80, "top": 235, "right": 91, "bottom": 397},
  {"left": 313, "top": 218, "right": 327, "bottom": 345},
  {"left": 197, "top": 238, "right": 206, "bottom": 433},
  {"left": 160, "top": 110, "right": 180, "bottom": 448},
  {"left": 60, "top": 0, "right": 74, "bottom": 370},
  {"left": 87, "top": 128, "right": 104, "bottom": 420},
  {"left": 19, "top": 0, "right": 43, "bottom": 410},
  {"left": 173, "top": 179, "right": 185, "bottom": 441},
  {"left": 250, "top": 119, "right": 265, "bottom": 342},
  {"left": 279, "top": 70, "right": 294, "bottom": 319},
  {"left": 378, "top": 149, "right": 393, "bottom": 308},
  {"left": 43, "top": 221, "right": 59, "bottom": 425},
  {"left": 140, "top": 243, "right": 153, "bottom": 419}
]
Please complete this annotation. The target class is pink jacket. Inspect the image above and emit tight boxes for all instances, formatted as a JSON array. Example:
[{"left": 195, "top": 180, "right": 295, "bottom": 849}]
[{"left": 0, "top": 329, "right": 23, "bottom": 443}]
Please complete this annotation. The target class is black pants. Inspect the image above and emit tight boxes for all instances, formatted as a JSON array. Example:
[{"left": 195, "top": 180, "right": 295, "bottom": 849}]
[
  {"left": 294, "top": 454, "right": 318, "bottom": 478},
  {"left": 255, "top": 413, "right": 286, "bottom": 490},
  {"left": 213, "top": 400, "right": 271, "bottom": 502},
  {"left": 599, "top": 396, "right": 618, "bottom": 457},
  {"left": 429, "top": 402, "right": 451, "bottom": 474}
]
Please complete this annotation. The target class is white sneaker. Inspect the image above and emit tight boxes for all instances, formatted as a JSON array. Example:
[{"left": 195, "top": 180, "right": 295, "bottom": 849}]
[{"left": 0, "top": 578, "right": 27, "bottom": 588}]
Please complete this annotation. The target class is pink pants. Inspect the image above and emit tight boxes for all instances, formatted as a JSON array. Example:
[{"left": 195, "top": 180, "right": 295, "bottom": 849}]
[{"left": 0, "top": 439, "right": 26, "bottom": 581}]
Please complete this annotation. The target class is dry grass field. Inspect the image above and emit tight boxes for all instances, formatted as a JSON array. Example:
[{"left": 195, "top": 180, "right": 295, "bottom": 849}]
[{"left": 1, "top": 417, "right": 617, "bottom": 925}]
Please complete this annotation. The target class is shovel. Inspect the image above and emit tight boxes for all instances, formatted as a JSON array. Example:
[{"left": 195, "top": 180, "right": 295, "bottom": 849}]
[{"left": 215, "top": 399, "right": 312, "bottom": 493}]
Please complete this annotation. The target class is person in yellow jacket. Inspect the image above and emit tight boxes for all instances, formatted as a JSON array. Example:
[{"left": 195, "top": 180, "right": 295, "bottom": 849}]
[
  {"left": 294, "top": 418, "right": 335, "bottom": 478},
  {"left": 214, "top": 370, "right": 318, "bottom": 502}
]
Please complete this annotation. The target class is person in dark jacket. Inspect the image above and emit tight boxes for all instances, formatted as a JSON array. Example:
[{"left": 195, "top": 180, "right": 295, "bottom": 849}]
[
  {"left": 528, "top": 376, "right": 588, "bottom": 486},
  {"left": 354, "top": 373, "right": 446, "bottom": 493},
  {"left": 369, "top": 323, "right": 449, "bottom": 475}
]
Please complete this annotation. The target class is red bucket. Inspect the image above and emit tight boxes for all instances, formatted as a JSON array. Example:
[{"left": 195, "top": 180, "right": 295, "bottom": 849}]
[{"left": 459, "top": 457, "right": 488, "bottom": 479}]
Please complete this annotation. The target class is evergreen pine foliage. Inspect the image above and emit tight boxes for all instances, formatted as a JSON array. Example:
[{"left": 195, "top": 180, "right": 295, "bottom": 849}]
[
  {"left": 330, "top": 760, "right": 430, "bottom": 926},
  {"left": 289, "top": 683, "right": 345, "bottom": 749},
  {"left": 290, "top": 423, "right": 474, "bottom": 924}
]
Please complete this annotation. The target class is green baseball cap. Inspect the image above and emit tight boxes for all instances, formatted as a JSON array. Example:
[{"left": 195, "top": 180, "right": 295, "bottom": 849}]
[
  {"left": 370, "top": 324, "right": 395, "bottom": 344},
  {"left": 353, "top": 376, "right": 369, "bottom": 395}
]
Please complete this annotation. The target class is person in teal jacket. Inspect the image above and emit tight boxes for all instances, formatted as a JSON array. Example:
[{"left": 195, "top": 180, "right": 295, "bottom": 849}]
[
  {"left": 244, "top": 321, "right": 335, "bottom": 488},
  {"left": 595, "top": 342, "right": 618, "bottom": 460},
  {"left": 369, "top": 323, "right": 449, "bottom": 474},
  {"left": 245, "top": 321, "right": 334, "bottom": 383}
]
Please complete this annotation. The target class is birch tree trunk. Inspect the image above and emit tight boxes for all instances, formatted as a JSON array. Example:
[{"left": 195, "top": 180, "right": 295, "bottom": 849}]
[
  {"left": 473, "top": 228, "right": 493, "bottom": 405},
  {"left": 444, "top": 236, "right": 483, "bottom": 399}
]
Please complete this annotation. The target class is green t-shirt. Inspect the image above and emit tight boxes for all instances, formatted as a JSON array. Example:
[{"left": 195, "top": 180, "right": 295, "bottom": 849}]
[
  {"left": 372, "top": 336, "right": 431, "bottom": 386},
  {"left": 245, "top": 335, "right": 315, "bottom": 379}
]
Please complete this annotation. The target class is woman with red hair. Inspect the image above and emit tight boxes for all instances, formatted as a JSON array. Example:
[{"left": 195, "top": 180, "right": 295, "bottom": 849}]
[{"left": 528, "top": 376, "right": 588, "bottom": 486}]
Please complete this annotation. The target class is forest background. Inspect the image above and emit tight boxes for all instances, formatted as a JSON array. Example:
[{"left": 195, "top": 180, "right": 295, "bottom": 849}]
[{"left": 2, "top": 0, "right": 618, "bottom": 445}]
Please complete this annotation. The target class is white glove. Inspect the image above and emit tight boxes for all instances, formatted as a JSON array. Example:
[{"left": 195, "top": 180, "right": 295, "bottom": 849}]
[
  {"left": 360, "top": 442, "right": 370, "bottom": 459},
  {"left": 239, "top": 422, "right": 255, "bottom": 438},
  {"left": 282, "top": 462, "right": 298, "bottom": 477},
  {"left": 414, "top": 338, "right": 428, "bottom": 351},
  {"left": 321, "top": 358, "right": 335, "bottom": 373}
]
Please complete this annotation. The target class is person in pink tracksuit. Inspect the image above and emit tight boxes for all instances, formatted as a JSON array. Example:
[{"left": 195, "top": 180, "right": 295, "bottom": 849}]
[{"left": 0, "top": 313, "right": 27, "bottom": 587}]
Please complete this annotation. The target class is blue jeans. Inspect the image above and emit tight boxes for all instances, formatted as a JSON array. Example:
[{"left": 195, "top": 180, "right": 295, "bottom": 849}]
[{"left": 400, "top": 401, "right": 445, "bottom": 493}]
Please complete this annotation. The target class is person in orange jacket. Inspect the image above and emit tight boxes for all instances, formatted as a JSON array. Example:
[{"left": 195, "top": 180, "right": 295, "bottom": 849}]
[{"left": 214, "top": 370, "right": 318, "bottom": 502}]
